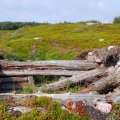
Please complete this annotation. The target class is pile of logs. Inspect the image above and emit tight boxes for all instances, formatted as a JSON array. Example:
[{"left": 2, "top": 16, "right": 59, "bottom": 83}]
[
  {"left": 1, "top": 46, "right": 120, "bottom": 118},
  {"left": 0, "top": 60, "right": 98, "bottom": 90},
  {"left": 0, "top": 46, "right": 120, "bottom": 100}
]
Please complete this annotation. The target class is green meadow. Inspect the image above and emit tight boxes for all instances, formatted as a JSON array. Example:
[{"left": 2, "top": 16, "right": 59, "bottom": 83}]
[{"left": 0, "top": 22, "right": 120, "bottom": 60}]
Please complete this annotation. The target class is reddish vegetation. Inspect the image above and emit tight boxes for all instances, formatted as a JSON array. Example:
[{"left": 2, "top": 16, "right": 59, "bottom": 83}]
[{"left": 66, "top": 101, "right": 86, "bottom": 117}]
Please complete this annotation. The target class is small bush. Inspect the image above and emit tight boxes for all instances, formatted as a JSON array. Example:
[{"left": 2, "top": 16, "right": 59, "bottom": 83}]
[
  {"left": 36, "top": 96, "right": 53, "bottom": 108},
  {"left": 22, "top": 86, "right": 33, "bottom": 94},
  {"left": 5, "top": 54, "right": 23, "bottom": 61},
  {"left": 0, "top": 103, "right": 15, "bottom": 120},
  {"left": 17, "top": 109, "right": 41, "bottom": 120}
]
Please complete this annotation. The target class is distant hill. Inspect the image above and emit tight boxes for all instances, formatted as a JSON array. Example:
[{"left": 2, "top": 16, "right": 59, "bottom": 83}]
[{"left": 0, "top": 22, "right": 120, "bottom": 61}]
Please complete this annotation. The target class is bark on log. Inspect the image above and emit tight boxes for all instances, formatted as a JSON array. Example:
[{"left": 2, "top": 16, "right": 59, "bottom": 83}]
[
  {"left": 0, "top": 60, "right": 97, "bottom": 70},
  {"left": 0, "top": 70, "right": 85, "bottom": 77},
  {"left": 90, "top": 72, "right": 120, "bottom": 93},
  {"left": 40, "top": 69, "right": 105, "bottom": 92}
]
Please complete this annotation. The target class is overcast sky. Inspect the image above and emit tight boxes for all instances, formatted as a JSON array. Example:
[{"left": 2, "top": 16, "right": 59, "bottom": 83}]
[{"left": 0, "top": 0, "right": 120, "bottom": 23}]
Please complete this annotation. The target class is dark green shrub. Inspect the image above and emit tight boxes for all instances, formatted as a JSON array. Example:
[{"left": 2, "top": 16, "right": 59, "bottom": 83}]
[
  {"left": 22, "top": 86, "right": 33, "bottom": 94},
  {"left": 113, "top": 16, "right": 120, "bottom": 24},
  {"left": 5, "top": 54, "right": 23, "bottom": 61}
]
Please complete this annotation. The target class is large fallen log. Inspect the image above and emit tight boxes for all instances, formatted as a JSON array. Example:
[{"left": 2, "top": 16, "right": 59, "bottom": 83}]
[
  {"left": 90, "top": 72, "right": 120, "bottom": 93},
  {"left": 0, "top": 60, "right": 98, "bottom": 70},
  {"left": 40, "top": 69, "right": 105, "bottom": 92},
  {"left": 0, "top": 70, "right": 85, "bottom": 77},
  {"left": 0, "top": 92, "right": 106, "bottom": 105}
]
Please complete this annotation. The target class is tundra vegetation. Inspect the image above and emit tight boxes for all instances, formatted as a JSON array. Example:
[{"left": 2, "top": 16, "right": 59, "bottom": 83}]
[
  {"left": 0, "top": 20, "right": 120, "bottom": 61},
  {"left": 0, "top": 96, "right": 91, "bottom": 120}
]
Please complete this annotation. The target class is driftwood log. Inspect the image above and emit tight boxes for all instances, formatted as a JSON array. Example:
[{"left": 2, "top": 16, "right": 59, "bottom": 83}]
[
  {"left": 40, "top": 69, "right": 105, "bottom": 92},
  {"left": 0, "top": 92, "right": 106, "bottom": 105},
  {"left": 0, "top": 60, "right": 97, "bottom": 70},
  {"left": 0, "top": 70, "right": 85, "bottom": 77}
]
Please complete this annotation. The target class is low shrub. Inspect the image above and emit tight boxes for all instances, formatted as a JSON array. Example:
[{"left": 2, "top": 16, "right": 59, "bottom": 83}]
[
  {"left": 5, "top": 53, "right": 23, "bottom": 61},
  {"left": 17, "top": 109, "right": 41, "bottom": 120},
  {"left": 36, "top": 96, "right": 53, "bottom": 108},
  {"left": 0, "top": 97, "right": 91, "bottom": 120},
  {"left": 22, "top": 86, "right": 33, "bottom": 94},
  {"left": 0, "top": 103, "right": 16, "bottom": 120}
]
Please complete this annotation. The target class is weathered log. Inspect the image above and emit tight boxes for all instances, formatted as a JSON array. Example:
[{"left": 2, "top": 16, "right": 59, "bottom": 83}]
[
  {"left": 0, "top": 70, "right": 85, "bottom": 77},
  {"left": 0, "top": 92, "right": 106, "bottom": 105},
  {"left": 0, "top": 60, "right": 98, "bottom": 70},
  {"left": 40, "top": 69, "right": 105, "bottom": 92},
  {"left": 90, "top": 72, "right": 120, "bottom": 93}
]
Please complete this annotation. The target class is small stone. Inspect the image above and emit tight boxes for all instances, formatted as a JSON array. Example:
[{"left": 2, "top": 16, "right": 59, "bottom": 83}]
[{"left": 99, "top": 38, "right": 104, "bottom": 42}]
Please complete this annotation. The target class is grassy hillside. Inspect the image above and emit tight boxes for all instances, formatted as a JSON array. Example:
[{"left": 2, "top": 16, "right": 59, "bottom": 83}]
[{"left": 0, "top": 23, "right": 120, "bottom": 60}]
